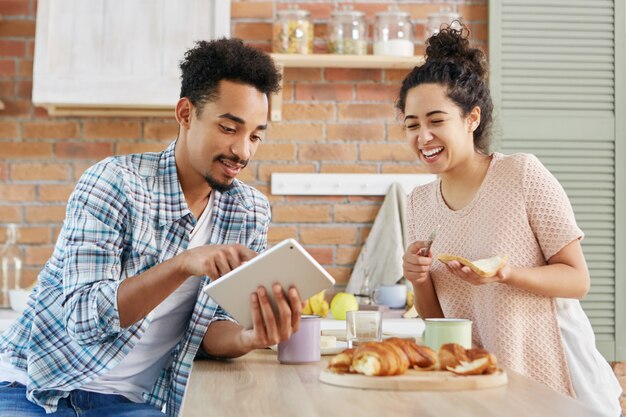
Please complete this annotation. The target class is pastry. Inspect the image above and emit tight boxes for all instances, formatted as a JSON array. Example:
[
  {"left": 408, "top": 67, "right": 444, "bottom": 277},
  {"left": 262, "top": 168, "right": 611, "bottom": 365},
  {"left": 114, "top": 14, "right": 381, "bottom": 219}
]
[
  {"left": 385, "top": 337, "right": 438, "bottom": 371},
  {"left": 437, "top": 254, "right": 508, "bottom": 278},
  {"left": 351, "top": 341, "right": 410, "bottom": 376},
  {"left": 328, "top": 348, "right": 355, "bottom": 374},
  {"left": 437, "top": 343, "right": 469, "bottom": 370}
]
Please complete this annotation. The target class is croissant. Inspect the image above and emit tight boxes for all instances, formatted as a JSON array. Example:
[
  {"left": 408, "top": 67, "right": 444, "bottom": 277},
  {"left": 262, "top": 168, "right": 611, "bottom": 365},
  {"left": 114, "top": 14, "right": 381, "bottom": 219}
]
[
  {"left": 437, "top": 343, "right": 469, "bottom": 371},
  {"left": 351, "top": 341, "right": 410, "bottom": 376},
  {"left": 448, "top": 347, "right": 498, "bottom": 375},
  {"left": 385, "top": 337, "right": 438, "bottom": 371},
  {"left": 328, "top": 348, "right": 356, "bottom": 374}
]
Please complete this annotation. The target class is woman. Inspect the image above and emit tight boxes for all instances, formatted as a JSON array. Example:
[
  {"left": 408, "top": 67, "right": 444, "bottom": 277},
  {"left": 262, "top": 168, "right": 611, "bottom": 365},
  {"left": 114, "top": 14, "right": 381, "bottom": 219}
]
[{"left": 400, "top": 25, "right": 621, "bottom": 416}]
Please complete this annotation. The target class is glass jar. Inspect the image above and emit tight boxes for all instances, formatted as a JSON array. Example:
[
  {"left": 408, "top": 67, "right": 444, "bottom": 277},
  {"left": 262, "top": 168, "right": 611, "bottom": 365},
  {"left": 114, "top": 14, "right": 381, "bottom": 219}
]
[
  {"left": 373, "top": 10, "right": 414, "bottom": 57},
  {"left": 1, "top": 224, "right": 22, "bottom": 308},
  {"left": 426, "top": 6, "right": 461, "bottom": 39},
  {"left": 273, "top": 8, "right": 313, "bottom": 54},
  {"left": 327, "top": 10, "right": 367, "bottom": 55}
]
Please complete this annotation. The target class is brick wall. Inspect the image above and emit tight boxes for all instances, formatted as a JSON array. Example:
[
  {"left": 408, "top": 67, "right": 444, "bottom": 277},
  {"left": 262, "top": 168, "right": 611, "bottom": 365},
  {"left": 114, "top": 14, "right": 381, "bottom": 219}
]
[{"left": 0, "top": 0, "right": 625, "bottom": 410}]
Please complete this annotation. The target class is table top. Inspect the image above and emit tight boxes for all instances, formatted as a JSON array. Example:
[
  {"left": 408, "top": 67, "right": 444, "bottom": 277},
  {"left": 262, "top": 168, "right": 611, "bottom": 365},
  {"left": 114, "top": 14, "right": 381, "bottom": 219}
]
[{"left": 180, "top": 350, "right": 595, "bottom": 417}]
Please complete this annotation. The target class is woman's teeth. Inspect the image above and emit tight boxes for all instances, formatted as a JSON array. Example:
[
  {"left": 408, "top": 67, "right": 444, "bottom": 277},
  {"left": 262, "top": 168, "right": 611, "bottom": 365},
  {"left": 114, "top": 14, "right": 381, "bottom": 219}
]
[{"left": 422, "top": 147, "right": 444, "bottom": 158}]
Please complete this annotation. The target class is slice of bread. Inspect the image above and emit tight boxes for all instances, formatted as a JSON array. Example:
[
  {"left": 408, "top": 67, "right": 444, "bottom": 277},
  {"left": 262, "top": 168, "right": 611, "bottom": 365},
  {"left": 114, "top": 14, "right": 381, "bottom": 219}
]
[{"left": 437, "top": 254, "right": 508, "bottom": 278}]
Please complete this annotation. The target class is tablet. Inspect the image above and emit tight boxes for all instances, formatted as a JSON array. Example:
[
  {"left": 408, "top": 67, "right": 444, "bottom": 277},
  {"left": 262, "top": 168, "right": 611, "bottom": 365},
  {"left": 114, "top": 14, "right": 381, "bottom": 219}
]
[{"left": 202, "top": 238, "right": 336, "bottom": 329}]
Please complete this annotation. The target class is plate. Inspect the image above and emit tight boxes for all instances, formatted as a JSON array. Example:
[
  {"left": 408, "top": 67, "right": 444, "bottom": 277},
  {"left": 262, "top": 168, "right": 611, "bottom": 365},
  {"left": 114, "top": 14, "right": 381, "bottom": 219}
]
[{"left": 269, "top": 341, "right": 348, "bottom": 356}]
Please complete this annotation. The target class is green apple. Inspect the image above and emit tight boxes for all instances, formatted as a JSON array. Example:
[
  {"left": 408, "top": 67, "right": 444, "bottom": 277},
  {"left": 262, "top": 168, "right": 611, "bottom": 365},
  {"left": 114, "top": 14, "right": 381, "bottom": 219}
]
[{"left": 330, "top": 292, "right": 358, "bottom": 320}]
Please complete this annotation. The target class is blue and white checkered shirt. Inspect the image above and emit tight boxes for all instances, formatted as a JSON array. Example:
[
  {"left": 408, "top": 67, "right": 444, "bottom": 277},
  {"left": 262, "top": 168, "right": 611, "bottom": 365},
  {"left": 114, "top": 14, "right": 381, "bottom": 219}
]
[{"left": 0, "top": 141, "right": 270, "bottom": 416}]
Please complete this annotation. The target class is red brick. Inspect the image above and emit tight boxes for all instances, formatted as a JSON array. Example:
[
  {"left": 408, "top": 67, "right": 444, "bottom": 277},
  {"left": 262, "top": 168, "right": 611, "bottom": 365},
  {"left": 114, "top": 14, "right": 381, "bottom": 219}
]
[
  {"left": 0, "top": 19, "right": 36, "bottom": 36},
  {"left": 1, "top": 99, "right": 30, "bottom": 117},
  {"left": 385, "top": 69, "right": 412, "bottom": 82},
  {"left": 320, "top": 164, "right": 377, "bottom": 174},
  {"left": 300, "top": 227, "right": 357, "bottom": 245},
  {"left": 11, "top": 163, "right": 69, "bottom": 181},
  {"left": 334, "top": 204, "right": 380, "bottom": 222},
  {"left": 327, "top": 123, "right": 385, "bottom": 141},
  {"left": 388, "top": 122, "right": 407, "bottom": 141},
  {"left": 338, "top": 104, "right": 395, "bottom": 121},
  {"left": 116, "top": 142, "right": 169, "bottom": 155},
  {"left": 359, "top": 227, "right": 372, "bottom": 244},
  {"left": 0, "top": 79, "right": 14, "bottom": 96},
  {"left": 254, "top": 184, "right": 283, "bottom": 203},
  {"left": 267, "top": 123, "right": 324, "bottom": 141},
  {"left": 0, "top": 40, "right": 26, "bottom": 57},
  {"left": 254, "top": 144, "right": 295, "bottom": 161},
  {"left": 305, "top": 246, "right": 333, "bottom": 265},
  {"left": 356, "top": 84, "right": 401, "bottom": 102},
  {"left": 351, "top": 3, "right": 396, "bottom": 19},
  {"left": 285, "top": 195, "right": 345, "bottom": 203},
  {"left": 24, "top": 246, "right": 54, "bottom": 266},
  {"left": 233, "top": 23, "right": 272, "bottom": 41},
  {"left": 0, "top": 206, "right": 22, "bottom": 222},
  {"left": 33, "top": 106, "right": 49, "bottom": 118},
  {"left": 143, "top": 122, "right": 178, "bottom": 140},
  {"left": 325, "top": 266, "right": 351, "bottom": 285},
  {"left": 17, "top": 59, "right": 32, "bottom": 77},
  {"left": 299, "top": 144, "right": 357, "bottom": 161},
  {"left": 55, "top": 142, "right": 114, "bottom": 160},
  {"left": 0, "top": 162, "right": 7, "bottom": 181},
  {"left": 282, "top": 103, "right": 334, "bottom": 120},
  {"left": 272, "top": 205, "right": 331, "bottom": 223},
  {"left": 0, "top": 0, "right": 31, "bottom": 15},
  {"left": 0, "top": 59, "right": 16, "bottom": 76},
  {"left": 83, "top": 121, "right": 141, "bottom": 140},
  {"left": 257, "top": 163, "right": 316, "bottom": 182},
  {"left": 26, "top": 39, "right": 35, "bottom": 58},
  {"left": 38, "top": 184, "right": 75, "bottom": 202},
  {"left": 296, "top": 84, "right": 353, "bottom": 101},
  {"left": 360, "top": 143, "right": 416, "bottom": 161},
  {"left": 25, "top": 205, "right": 67, "bottom": 223},
  {"left": 0, "top": 184, "right": 35, "bottom": 201},
  {"left": 336, "top": 246, "right": 360, "bottom": 265},
  {"left": 231, "top": 1, "right": 274, "bottom": 19},
  {"left": 284, "top": 68, "right": 322, "bottom": 82},
  {"left": 267, "top": 226, "right": 297, "bottom": 243},
  {"left": 17, "top": 79, "right": 32, "bottom": 98},
  {"left": 72, "top": 162, "right": 94, "bottom": 181},
  {"left": 280, "top": 2, "right": 333, "bottom": 19},
  {"left": 325, "top": 68, "right": 382, "bottom": 82},
  {"left": 15, "top": 227, "right": 52, "bottom": 244},
  {"left": 0, "top": 121, "right": 19, "bottom": 138},
  {"left": 381, "top": 164, "right": 429, "bottom": 174},
  {"left": 22, "top": 121, "right": 79, "bottom": 139},
  {"left": 2, "top": 142, "right": 53, "bottom": 158},
  {"left": 458, "top": 4, "right": 488, "bottom": 21}
]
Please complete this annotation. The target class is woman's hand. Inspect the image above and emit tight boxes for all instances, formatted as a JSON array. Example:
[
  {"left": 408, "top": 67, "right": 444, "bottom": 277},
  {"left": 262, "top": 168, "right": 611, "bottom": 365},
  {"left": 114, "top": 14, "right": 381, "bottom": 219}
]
[
  {"left": 442, "top": 260, "right": 512, "bottom": 286},
  {"left": 403, "top": 241, "right": 434, "bottom": 286}
]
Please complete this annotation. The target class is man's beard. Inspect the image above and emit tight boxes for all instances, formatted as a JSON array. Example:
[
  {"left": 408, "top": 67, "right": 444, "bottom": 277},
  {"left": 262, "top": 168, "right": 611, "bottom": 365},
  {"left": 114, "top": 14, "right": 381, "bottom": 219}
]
[{"left": 203, "top": 155, "right": 248, "bottom": 193}]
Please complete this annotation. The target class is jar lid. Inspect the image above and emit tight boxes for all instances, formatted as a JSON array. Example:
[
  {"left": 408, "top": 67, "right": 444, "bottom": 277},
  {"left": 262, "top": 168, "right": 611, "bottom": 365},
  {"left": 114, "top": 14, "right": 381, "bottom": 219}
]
[
  {"left": 331, "top": 10, "right": 365, "bottom": 18},
  {"left": 375, "top": 10, "right": 410, "bottom": 18},
  {"left": 277, "top": 8, "right": 310, "bottom": 18}
]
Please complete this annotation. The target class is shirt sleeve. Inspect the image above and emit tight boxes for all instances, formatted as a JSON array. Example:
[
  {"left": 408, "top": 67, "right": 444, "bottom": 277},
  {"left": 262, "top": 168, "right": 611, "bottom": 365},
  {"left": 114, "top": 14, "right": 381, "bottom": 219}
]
[
  {"left": 522, "top": 154, "right": 584, "bottom": 261},
  {"left": 61, "top": 161, "right": 128, "bottom": 345}
]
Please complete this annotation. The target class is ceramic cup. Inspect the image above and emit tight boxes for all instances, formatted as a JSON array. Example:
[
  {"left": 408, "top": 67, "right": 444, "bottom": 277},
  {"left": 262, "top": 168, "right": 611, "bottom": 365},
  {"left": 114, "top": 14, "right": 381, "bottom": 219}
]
[
  {"left": 277, "top": 315, "right": 321, "bottom": 364},
  {"left": 371, "top": 284, "right": 407, "bottom": 309},
  {"left": 422, "top": 318, "right": 472, "bottom": 351}
]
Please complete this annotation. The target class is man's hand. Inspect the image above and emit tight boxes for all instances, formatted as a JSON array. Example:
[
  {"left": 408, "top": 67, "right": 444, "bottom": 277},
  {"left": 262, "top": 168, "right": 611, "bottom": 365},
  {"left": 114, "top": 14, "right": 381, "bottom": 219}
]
[
  {"left": 240, "top": 284, "right": 302, "bottom": 350},
  {"left": 403, "top": 241, "right": 434, "bottom": 287},
  {"left": 182, "top": 244, "right": 257, "bottom": 279}
]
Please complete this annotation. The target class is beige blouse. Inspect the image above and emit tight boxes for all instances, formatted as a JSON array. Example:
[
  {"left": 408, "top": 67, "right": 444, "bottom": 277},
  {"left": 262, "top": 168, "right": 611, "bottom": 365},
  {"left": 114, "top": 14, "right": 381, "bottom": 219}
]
[{"left": 407, "top": 152, "right": 580, "bottom": 396}]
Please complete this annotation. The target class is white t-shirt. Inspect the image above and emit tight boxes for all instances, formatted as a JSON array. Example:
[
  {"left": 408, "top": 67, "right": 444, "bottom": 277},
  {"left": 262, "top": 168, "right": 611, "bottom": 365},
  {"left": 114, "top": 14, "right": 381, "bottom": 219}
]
[{"left": 0, "top": 194, "right": 214, "bottom": 403}]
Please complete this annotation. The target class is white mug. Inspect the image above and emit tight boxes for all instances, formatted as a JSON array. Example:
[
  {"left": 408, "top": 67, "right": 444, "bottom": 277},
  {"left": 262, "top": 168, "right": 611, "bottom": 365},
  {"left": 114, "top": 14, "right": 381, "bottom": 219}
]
[{"left": 371, "top": 284, "right": 407, "bottom": 309}]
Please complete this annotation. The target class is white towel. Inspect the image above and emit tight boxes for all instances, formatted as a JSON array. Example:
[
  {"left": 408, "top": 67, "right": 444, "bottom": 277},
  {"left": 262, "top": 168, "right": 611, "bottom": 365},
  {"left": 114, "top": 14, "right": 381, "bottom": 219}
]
[{"left": 346, "top": 182, "right": 407, "bottom": 294}]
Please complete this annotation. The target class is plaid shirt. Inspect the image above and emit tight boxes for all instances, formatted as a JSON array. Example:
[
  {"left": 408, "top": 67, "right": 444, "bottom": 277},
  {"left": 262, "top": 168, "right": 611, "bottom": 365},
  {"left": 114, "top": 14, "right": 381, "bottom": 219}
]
[{"left": 0, "top": 141, "right": 270, "bottom": 416}]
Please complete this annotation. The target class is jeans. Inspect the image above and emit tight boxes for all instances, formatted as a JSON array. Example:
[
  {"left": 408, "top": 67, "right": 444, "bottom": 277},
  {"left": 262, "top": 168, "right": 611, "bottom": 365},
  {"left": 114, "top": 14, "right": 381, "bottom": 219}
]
[{"left": 0, "top": 381, "right": 166, "bottom": 416}]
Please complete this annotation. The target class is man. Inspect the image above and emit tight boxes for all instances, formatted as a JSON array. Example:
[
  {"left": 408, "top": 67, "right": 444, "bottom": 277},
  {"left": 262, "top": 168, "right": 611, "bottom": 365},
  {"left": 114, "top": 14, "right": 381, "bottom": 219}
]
[{"left": 0, "top": 38, "right": 301, "bottom": 416}]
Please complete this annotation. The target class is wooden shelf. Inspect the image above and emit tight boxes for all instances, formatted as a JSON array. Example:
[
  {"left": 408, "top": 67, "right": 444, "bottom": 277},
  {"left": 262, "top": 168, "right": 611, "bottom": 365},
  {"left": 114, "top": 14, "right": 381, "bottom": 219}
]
[
  {"left": 270, "top": 53, "right": 423, "bottom": 69},
  {"left": 269, "top": 53, "right": 424, "bottom": 121}
]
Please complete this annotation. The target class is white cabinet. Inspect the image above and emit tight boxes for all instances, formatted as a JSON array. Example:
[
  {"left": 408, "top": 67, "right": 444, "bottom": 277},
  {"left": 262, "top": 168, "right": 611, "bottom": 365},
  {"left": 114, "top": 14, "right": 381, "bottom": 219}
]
[{"left": 33, "top": 0, "right": 231, "bottom": 116}]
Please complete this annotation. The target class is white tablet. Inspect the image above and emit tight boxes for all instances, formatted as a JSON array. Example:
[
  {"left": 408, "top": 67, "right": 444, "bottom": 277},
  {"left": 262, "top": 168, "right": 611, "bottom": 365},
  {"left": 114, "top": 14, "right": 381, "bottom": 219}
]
[{"left": 202, "top": 238, "right": 336, "bottom": 329}]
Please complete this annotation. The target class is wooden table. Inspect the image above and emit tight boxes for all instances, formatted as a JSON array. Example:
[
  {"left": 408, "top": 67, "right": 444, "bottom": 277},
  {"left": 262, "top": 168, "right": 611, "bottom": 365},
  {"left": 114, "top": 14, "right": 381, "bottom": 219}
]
[{"left": 180, "top": 350, "right": 595, "bottom": 417}]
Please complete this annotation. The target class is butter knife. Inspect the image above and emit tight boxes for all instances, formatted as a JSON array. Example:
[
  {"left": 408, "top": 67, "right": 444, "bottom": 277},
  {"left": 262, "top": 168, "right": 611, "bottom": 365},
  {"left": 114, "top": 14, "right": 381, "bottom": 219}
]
[{"left": 418, "top": 224, "right": 441, "bottom": 256}]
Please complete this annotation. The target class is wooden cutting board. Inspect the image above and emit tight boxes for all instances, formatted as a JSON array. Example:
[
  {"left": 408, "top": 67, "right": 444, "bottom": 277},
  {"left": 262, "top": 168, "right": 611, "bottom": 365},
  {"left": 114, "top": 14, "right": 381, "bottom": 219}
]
[{"left": 319, "top": 368, "right": 507, "bottom": 391}]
